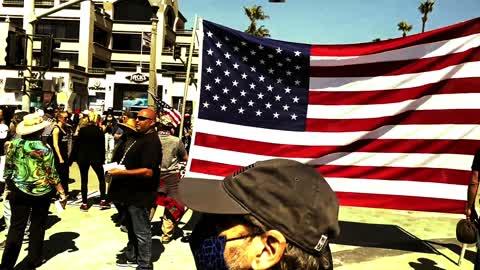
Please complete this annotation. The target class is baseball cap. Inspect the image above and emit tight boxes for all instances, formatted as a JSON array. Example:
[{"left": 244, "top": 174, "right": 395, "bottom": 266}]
[
  {"left": 456, "top": 219, "right": 478, "bottom": 244},
  {"left": 179, "top": 158, "right": 340, "bottom": 255}
]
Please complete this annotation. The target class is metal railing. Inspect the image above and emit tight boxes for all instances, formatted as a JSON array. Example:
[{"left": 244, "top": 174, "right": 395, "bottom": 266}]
[{"left": 3, "top": 0, "right": 24, "bottom": 5}]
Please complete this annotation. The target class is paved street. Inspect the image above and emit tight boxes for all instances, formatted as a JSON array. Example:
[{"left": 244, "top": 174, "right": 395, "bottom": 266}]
[{"left": 0, "top": 163, "right": 476, "bottom": 269}]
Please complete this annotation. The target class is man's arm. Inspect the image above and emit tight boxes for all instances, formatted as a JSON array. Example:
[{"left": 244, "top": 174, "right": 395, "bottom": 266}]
[{"left": 108, "top": 168, "right": 153, "bottom": 178}]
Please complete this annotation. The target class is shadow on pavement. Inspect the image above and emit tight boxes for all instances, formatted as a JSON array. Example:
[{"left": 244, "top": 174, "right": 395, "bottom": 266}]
[
  {"left": 332, "top": 222, "right": 460, "bottom": 266},
  {"left": 426, "top": 240, "right": 476, "bottom": 265},
  {"left": 15, "top": 232, "right": 79, "bottom": 269},
  {"left": 332, "top": 221, "right": 435, "bottom": 253},
  {"left": 45, "top": 215, "right": 61, "bottom": 231},
  {"left": 409, "top": 257, "right": 446, "bottom": 270},
  {"left": 151, "top": 238, "right": 165, "bottom": 262}
]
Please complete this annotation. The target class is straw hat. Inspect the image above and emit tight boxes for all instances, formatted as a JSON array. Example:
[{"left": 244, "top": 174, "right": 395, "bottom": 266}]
[
  {"left": 118, "top": 118, "right": 137, "bottom": 132},
  {"left": 16, "top": 113, "right": 51, "bottom": 135}
]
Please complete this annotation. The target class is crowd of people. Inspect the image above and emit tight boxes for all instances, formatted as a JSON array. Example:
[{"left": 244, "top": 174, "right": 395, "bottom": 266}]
[{"left": 0, "top": 104, "right": 340, "bottom": 270}]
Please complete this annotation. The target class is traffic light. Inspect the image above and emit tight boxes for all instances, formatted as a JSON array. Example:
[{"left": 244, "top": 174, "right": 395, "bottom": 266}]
[
  {"left": 39, "top": 36, "right": 52, "bottom": 67},
  {"left": 173, "top": 45, "right": 181, "bottom": 60},
  {"left": 4, "top": 31, "right": 26, "bottom": 66},
  {"left": 51, "top": 38, "right": 61, "bottom": 68}
]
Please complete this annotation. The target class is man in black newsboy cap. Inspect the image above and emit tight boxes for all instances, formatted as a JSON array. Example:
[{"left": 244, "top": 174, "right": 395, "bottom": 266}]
[{"left": 179, "top": 158, "right": 340, "bottom": 270}]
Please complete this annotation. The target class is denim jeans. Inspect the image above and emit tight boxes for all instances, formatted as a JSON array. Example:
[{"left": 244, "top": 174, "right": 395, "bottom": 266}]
[{"left": 125, "top": 205, "right": 153, "bottom": 270}]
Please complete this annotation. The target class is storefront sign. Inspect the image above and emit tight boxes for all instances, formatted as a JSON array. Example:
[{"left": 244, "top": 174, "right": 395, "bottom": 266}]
[
  {"left": 88, "top": 80, "right": 106, "bottom": 91},
  {"left": 126, "top": 73, "right": 148, "bottom": 83}
]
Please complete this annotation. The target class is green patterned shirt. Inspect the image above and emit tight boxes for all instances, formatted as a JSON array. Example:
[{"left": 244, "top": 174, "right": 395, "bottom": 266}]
[{"left": 4, "top": 138, "right": 60, "bottom": 196}]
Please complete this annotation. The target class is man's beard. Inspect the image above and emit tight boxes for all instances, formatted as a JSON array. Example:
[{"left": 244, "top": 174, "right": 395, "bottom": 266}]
[{"left": 225, "top": 245, "right": 251, "bottom": 270}]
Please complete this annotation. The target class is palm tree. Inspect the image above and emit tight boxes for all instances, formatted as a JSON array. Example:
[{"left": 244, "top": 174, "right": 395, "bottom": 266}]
[
  {"left": 372, "top": 38, "right": 381, "bottom": 42},
  {"left": 418, "top": 0, "right": 435, "bottom": 33},
  {"left": 244, "top": 5, "right": 271, "bottom": 37},
  {"left": 397, "top": 21, "right": 413, "bottom": 37}
]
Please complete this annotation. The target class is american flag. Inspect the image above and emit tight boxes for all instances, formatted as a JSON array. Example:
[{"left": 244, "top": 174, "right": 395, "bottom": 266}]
[
  {"left": 185, "top": 18, "right": 480, "bottom": 214},
  {"left": 158, "top": 100, "right": 182, "bottom": 128},
  {"left": 142, "top": 32, "right": 152, "bottom": 48}
]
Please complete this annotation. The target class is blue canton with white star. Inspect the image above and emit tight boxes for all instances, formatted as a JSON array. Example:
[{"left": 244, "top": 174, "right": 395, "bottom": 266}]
[{"left": 199, "top": 20, "right": 310, "bottom": 131}]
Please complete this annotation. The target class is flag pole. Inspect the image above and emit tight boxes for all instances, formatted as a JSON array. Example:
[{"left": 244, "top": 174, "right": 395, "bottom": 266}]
[
  {"left": 140, "top": 32, "right": 143, "bottom": 70},
  {"left": 178, "top": 14, "right": 198, "bottom": 139}
]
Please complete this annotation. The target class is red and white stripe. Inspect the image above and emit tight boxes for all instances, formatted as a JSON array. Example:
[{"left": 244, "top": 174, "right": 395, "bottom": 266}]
[
  {"left": 186, "top": 17, "right": 480, "bottom": 214},
  {"left": 165, "top": 108, "right": 182, "bottom": 128}
]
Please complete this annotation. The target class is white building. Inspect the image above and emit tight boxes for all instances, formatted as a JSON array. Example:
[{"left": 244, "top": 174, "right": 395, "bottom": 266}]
[{"left": 0, "top": 0, "right": 198, "bottom": 115}]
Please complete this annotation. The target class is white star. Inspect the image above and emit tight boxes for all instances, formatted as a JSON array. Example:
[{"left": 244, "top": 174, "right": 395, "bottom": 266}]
[
  {"left": 232, "top": 80, "right": 239, "bottom": 87},
  {"left": 214, "top": 77, "right": 221, "bottom": 84},
  {"left": 259, "top": 59, "right": 266, "bottom": 64},
  {"left": 241, "top": 73, "right": 248, "bottom": 79},
  {"left": 276, "top": 78, "right": 283, "bottom": 84},
  {"left": 277, "top": 62, "right": 283, "bottom": 67},
  {"left": 205, "top": 84, "right": 212, "bottom": 91},
  {"left": 224, "top": 52, "right": 231, "bottom": 59},
  {"left": 222, "top": 87, "right": 230, "bottom": 94},
  {"left": 242, "top": 56, "right": 248, "bottom": 62},
  {"left": 273, "top": 112, "right": 279, "bottom": 118},
  {"left": 233, "top": 46, "right": 239, "bottom": 52},
  {"left": 294, "top": 51, "right": 301, "bottom": 56},
  {"left": 225, "top": 36, "right": 230, "bottom": 41},
  {"left": 215, "top": 59, "right": 222, "bottom": 66},
  {"left": 259, "top": 75, "right": 265, "bottom": 82},
  {"left": 249, "top": 83, "right": 256, "bottom": 89},
  {"left": 240, "top": 90, "right": 247, "bottom": 96},
  {"left": 230, "top": 98, "right": 237, "bottom": 104},
  {"left": 257, "top": 93, "right": 264, "bottom": 99},
  {"left": 238, "top": 107, "right": 245, "bottom": 114},
  {"left": 250, "top": 50, "right": 256, "bottom": 55},
  {"left": 216, "top": 42, "right": 222, "bottom": 48},
  {"left": 286, "top": 70, "right": 292, "bottom": 76},
  {"left": 292, "top": 96, "right": 299, "bottom": 103},
  {"left": 248, "top": 100, "right": 255, "bottom": 107},
  {"left": 283, "top": 104, "right": 290, "bottom": 111},
  {"left": 220, "top": 105, "right": 227, "bottom": 111},
  {"left": 207, "top": 49, "right": 213, "bottom": 55},
  {"left": 224, "top": 70, "right": 230, "bottom": 76},
  {"left": 276, "top": 47, "right": 283, "bottom": 54},
  {"left": 286, "top": 57, "right": 291, "bottom": 62},
  {"left": 206, "top": 67, "right": 213, "bottom": 73},
  {"left": 255, "top": 110, "right": 262, "bottom": 116},
  {"left": 250, "top": 66, "right": 256, "bottom": 72},
  {"left": 268, "top": 54, "right": 274, "bottom": 59},
  {"left": 267, "top": 85, "right": 273, "bottom": 91},
  {"left": 275, "top": 95, "right": 282, "bottom": 101},
  {"left": 203, "top": 101, "right": 210, "bottom": 108},
  {"left": 213, "top": 95, "right": 219, "bottom": 101},
  {"left": 284, "top": 87, "right": 291, "bottom": 94},
  {"left": 295, "top": 65, "right": 301, "bottom": 70},
  {"left": 207, "top": 31, "right": 213, "bottom": 37},
  {"left": 258, "top": 44, "right": 264, "bottom": 50},
  {"left": 294, "top": 80, "right": 301, "bottom": 85},
  {"left": 291, "top": 113, "right": 298, "bottom": 120},
  {"left": 241, "top": 41, "right": 247, "bottom": 46},
  {"left": 233, "top": 63, "right": 239, "bottom": 69},
  {"left": 268, "top": 68, "right": 274, "bottom": 74},
  {"left": 265, "top": 102, "right": 272, "bottom": 109}
]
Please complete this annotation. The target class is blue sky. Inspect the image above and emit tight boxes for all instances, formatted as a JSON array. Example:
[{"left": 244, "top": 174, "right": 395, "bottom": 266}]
[{"left": 180, "top": 0, "right": 480, "bottom": 44}]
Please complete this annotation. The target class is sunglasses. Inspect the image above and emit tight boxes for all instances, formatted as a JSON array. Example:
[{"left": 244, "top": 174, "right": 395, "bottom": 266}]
[{"left": 136, "top": 116, "right": 152, "bottom": 121}]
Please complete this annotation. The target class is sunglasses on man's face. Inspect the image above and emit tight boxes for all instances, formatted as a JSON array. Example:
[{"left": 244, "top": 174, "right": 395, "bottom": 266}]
[{"left": 136, "top": 116, "right": 152, "bottom": 121}]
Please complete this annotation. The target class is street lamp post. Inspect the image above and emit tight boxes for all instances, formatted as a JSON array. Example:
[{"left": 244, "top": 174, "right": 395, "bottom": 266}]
[{"left": 147, "top": 0, "right": 162, "bottom": 109}]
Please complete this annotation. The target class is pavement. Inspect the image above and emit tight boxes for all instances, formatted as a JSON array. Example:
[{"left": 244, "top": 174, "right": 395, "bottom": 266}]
[{"left": 0, "top": 163, "right": 476, "bottom": 270}]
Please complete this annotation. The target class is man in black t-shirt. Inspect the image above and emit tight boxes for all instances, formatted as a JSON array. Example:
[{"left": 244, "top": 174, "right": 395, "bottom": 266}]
[
  {"left": 107, "top": 108, "right": 162, "bottom": 270},
  {"left": 465, "top": 150, "right": 480, "bottom": 269}
]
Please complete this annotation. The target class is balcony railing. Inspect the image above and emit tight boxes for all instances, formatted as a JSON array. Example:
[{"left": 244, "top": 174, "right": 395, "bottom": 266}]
[
  {"left": 35, "top": 0, "right": 54, "bottom": 7},
  {"left": 3, "top": 0, "right": 24, "bottom": 6}
]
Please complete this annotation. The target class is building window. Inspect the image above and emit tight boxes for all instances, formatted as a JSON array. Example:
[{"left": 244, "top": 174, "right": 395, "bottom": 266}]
[
  {"left": 113, "top": 0, "right": 152, "bottom": 22},
  {"left": 112, "top": 33, "right": 141, "bottom": 52},
  {"left": 36, "top": 20, "right": 80, "bottom": 40},
  {"left": 93, "top": 27, "right": 109, "bottom": 47}
]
